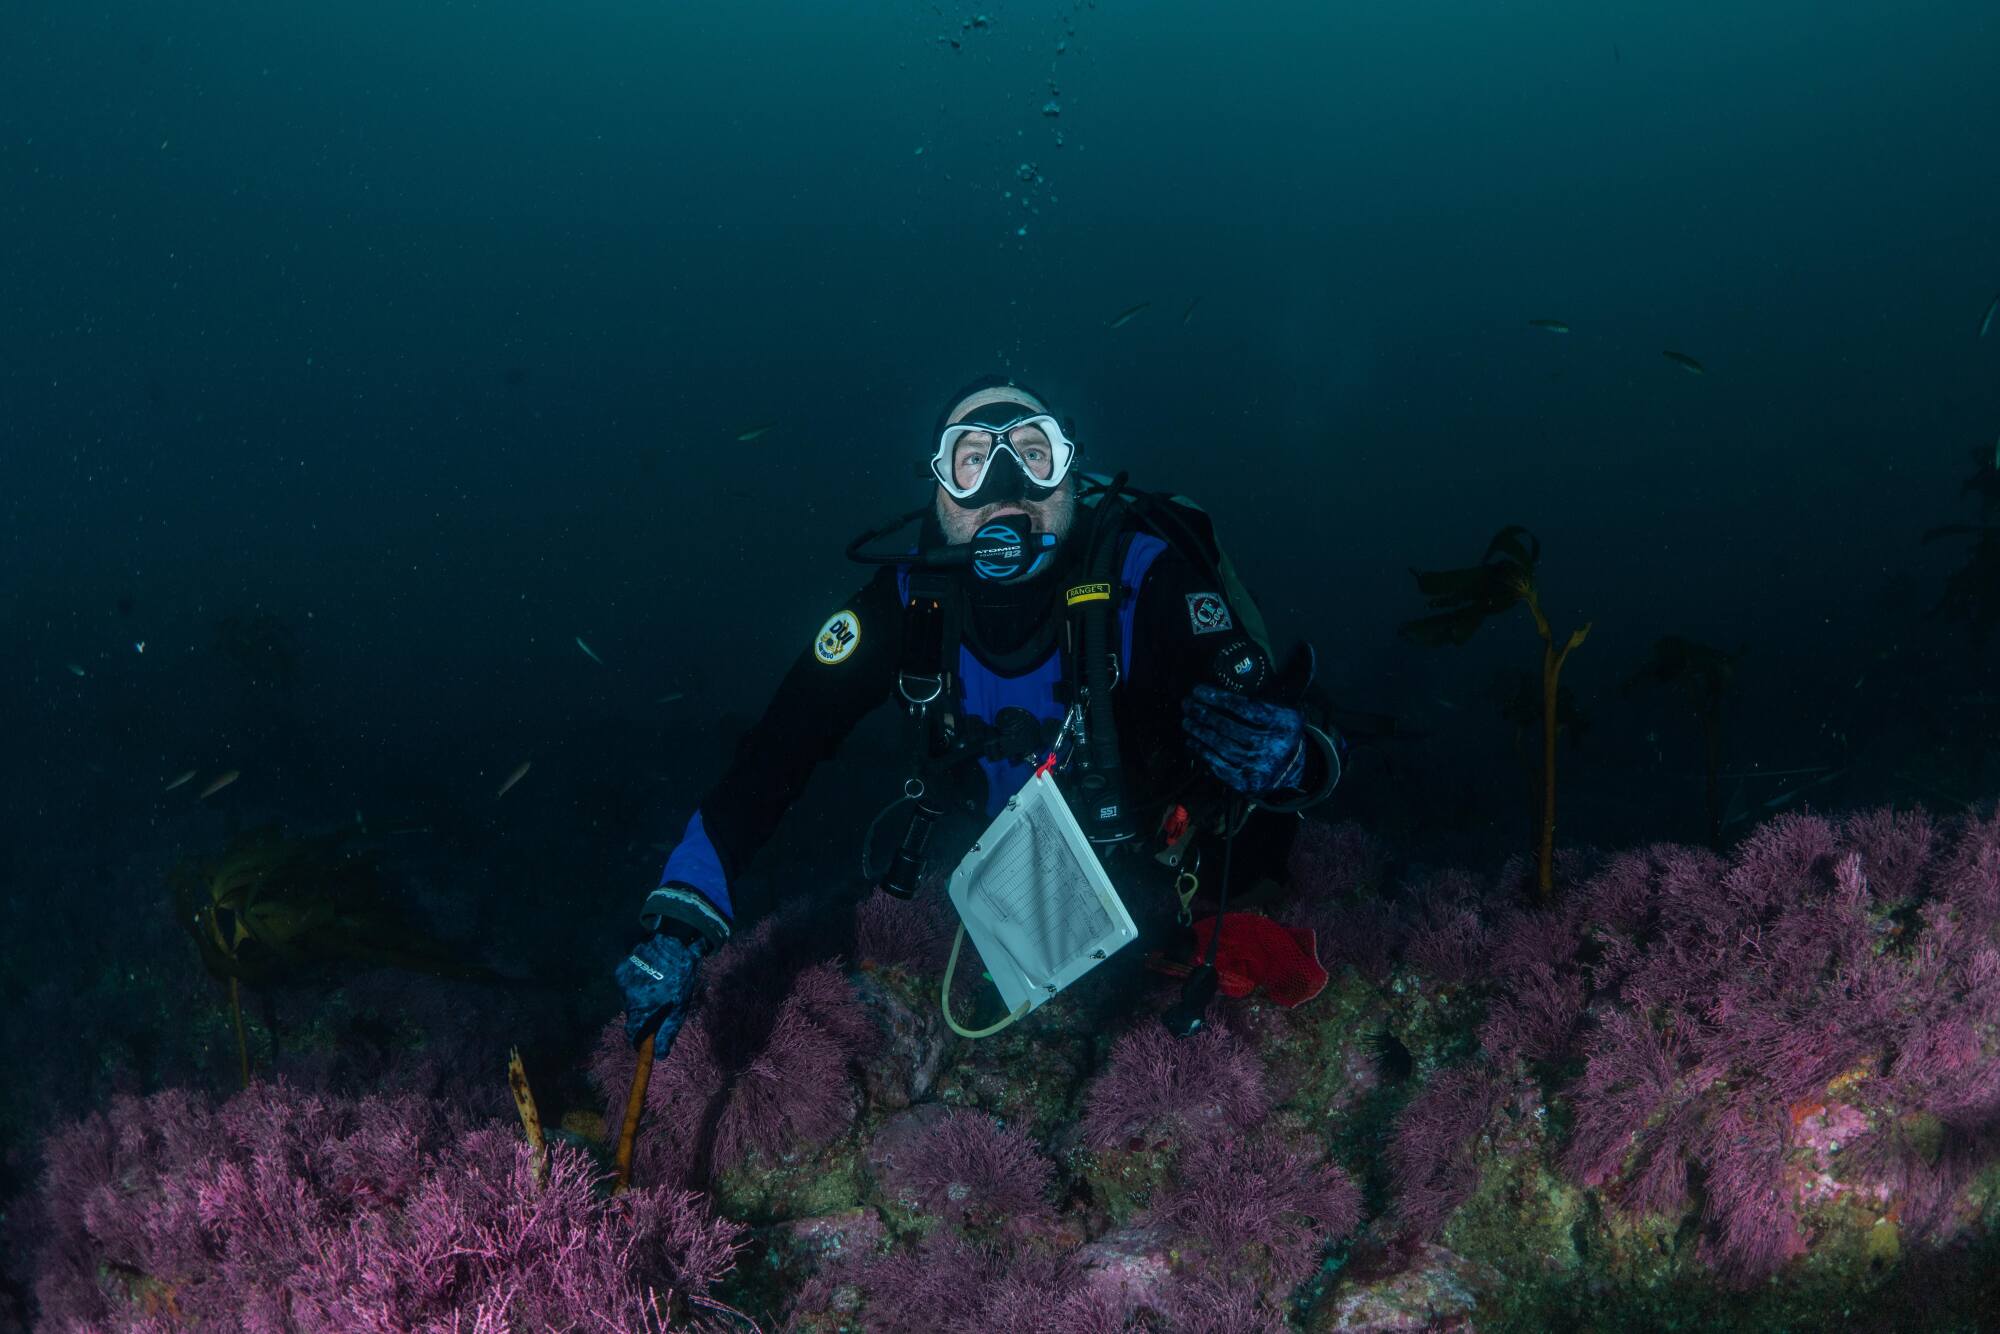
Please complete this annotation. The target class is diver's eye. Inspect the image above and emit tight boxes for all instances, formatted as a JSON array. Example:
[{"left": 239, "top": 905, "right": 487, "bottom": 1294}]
[{"left": 953, "top": 448, "right": 988, "bottom": 488}]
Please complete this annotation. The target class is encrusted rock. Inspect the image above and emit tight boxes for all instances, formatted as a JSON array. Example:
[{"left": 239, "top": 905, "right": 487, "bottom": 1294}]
[
  {"left": 1073, "top": 1222, "right": 1174, "bottom": 1312},
  {"left": 852, "top": 968, "right": 949, "bottom": 1111},
  {"left": 1312, "top": 1244, "right": 1498, "bottom": 1332}
]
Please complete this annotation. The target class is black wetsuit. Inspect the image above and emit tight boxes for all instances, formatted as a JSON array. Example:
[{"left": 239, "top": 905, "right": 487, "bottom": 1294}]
[{"left": 643, "top": 517, "right": 1319, "bottom": 946}]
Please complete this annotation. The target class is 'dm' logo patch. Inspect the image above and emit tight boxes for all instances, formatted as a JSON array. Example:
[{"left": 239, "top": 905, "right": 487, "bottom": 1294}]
[
  {"left": 1185, "top": 592, "right": 1234, "bottom": 635},
  {"left": 814, "top": 610, "right": 861, "bottom": 665}
]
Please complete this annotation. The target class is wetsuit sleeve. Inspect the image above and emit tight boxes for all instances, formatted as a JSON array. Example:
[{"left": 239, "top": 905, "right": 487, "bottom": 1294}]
[
  {"left": 1123, "top": 544, "right": 1341, "bottom": 805},
  {"left": 1124, "top": 545, "right": 1252, "bottom": 719},
  {"left": 643, "top": 566, "right": 903, "bottom": 943}
]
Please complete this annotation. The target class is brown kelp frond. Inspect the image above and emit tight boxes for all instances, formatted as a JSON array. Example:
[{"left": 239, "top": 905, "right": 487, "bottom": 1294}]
[
  {"left": 1491, "top": 669, "right": 1589, "bottom": 750},
  {"left": 1624, "top": 636, "right": 1742, "bottom": 699},
  {"left": 509, "top": 1047, "right": 549, "bottom": 1186},
  {"left": 1924, "top": 525, "right": 2000, "bottom": 647},
  {"left": 1404, "top": 527, "right": 1590, "bottom": 902},
  {"left": 1400, "top": 525, "right": 1540, "bottom": 646},
  {"left": 171, "top": 825, "right": 501, "bottom": 986}
]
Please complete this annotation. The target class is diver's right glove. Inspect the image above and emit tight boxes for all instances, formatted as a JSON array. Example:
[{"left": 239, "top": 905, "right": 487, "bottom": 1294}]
[{"left": 616, "top": 929, "right": 709, "bottom": 1057}]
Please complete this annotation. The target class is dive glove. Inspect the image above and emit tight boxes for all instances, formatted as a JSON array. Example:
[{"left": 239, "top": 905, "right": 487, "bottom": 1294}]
[
  {"left": 1182, "top": 683, "right": 1308, "bottom": 795},
  {"left": 616, "top": 929, "right": 707, "bottom": 1057}
]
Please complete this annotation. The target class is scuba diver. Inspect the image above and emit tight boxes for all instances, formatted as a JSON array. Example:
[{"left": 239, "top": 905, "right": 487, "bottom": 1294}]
[{"left": 616, "top": 377, "right": 1344, "bottom": 1056}]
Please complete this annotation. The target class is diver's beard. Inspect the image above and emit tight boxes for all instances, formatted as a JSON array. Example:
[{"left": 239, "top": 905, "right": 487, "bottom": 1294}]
[{"left": 936, "top": 482, "right": 1076, "bottom": 546}]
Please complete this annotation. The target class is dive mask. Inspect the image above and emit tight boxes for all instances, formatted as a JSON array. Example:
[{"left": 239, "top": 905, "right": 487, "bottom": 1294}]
[{"left": 930, "top": 411, "right": 1077, "bottom": 507}]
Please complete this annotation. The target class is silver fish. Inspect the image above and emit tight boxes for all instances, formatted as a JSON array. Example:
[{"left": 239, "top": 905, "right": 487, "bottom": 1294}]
[
  {"left": 496, "top": 760, "right": 532, "bottom": 799},
  {"left": 575, "top": 636, "right": 605, "bottom": 666},
  {"left": 1527, "top": 319, "right": 1570, "bottom": 334},
  {"left": 736, "top": 424, "right": 777, "bottom": 443},
  {"left": 1983, "top": 293, "right": 1999, "bottom": 338},
  {"left": 1107, "top": 302, "right": 1150, "bottom": 329}
]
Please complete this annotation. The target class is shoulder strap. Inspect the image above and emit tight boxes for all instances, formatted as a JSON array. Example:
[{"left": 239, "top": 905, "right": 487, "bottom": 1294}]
[{"left": 896, "top": 566, "right": 960, "bottom": 710}]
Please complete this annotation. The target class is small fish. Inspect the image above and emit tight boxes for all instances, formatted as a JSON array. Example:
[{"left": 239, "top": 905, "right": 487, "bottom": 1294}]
[
  {"left": 656, "top": 692, "right": 686, "bottom": 704},
  {"left": 163, "top": 769, "right": 198, "bottom": 792},
  {"left": 1181, "top": 297, "right": 1200, "bottom": 325},
  {"left": 134, "top": 640, "right": 145, "bottom": 654},
  {"left": 1663, "top": 350, "right": 1706, "bottom": 375},
  {"left": 496, "top": 760, "right": 532, "bottom": 799},
  {"left": 1983, "top": 293, "right": 2000, "bottom": 338},
  {"left": 1762, "top": 768, "right": 1845, "bottom": 812},
  {"left": 199, "top": 770, "right": 241, "bottom": 800},
  {"left": 575, "top": 636, "right": 605, "bottom": 666},
  {"left": 66, "top": 663, "right": 86, "bottom": 677},
  {"left": 1106, "top": 302, "right": 1150, "bottom": 329},
  {"left": 1527, "top": 318, "right": 1570, "bottom": 334},
  {"left": 735, "top": 424, "right": 776, "bottom": 443}
]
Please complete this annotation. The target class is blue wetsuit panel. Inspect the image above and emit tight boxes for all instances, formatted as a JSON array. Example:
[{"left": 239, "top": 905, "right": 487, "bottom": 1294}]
[{"left": 906, "top": 533, "right": 1169, "bottom": 816}]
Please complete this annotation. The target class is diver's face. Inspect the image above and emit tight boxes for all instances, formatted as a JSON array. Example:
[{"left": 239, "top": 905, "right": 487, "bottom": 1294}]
[
  {"left": 947, "top": 423, "right": 1058, "bottom": 492},
  {"left": 935, "top": 475, "right": 1076, "bottom": 545}
]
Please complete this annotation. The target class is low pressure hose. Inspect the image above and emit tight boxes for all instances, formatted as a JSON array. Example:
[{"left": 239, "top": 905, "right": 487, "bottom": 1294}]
[{"left": 941, "top": 922, "right": 1032, "bottom": 1039}]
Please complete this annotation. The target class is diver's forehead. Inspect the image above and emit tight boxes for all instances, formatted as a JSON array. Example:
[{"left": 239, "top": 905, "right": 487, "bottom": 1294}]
[{"left": 948, "top": 385, "right": 1048, "bottom": 425}]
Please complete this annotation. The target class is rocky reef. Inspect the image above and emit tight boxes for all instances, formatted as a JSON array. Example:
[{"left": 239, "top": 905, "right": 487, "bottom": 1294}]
[{"left": 21, "top": 807, "right": 2000, "bottom": 1331}]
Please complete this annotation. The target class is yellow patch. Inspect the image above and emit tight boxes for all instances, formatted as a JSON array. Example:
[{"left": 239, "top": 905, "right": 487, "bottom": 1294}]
[
  {"left": 814, "top": 609, "right": 861, "bottom": 665},
  {"left": 1065, "top": 582, "right": 1113, "bottom": 606}
]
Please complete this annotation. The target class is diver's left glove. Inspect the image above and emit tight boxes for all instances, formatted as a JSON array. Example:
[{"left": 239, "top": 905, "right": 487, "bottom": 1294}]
[
  {"left": 616, "top": 928, "right": 709, "bottom": 1058},
  {"left": 1182, "top": 683, "right": 1309, "bottom": 795}
]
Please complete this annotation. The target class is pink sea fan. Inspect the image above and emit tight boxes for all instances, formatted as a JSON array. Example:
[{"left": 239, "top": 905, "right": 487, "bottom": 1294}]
[
  {"left": 1312, "top": 896, "right": 1406, "bottom": 982},
  {"left": 1140, "top": 1131, "right": 1360, "bottom": 1293},
  {"left": 1560, "top": 1011, "right": 1693, "bottom": 1194},
  {"left": 1885, "top": 1015, "right": 2000, "bottom": 1126},
  {"left": 1477, "top": 962, "right": 1586, "bottom": 1065},
  {"left": 853, "top": 891, "right": 954, "bottom": 974},
  {"left": 1079, "top": 1023, "right": 1270, "bottom": 1151},
  {"left": 1484, "top": 906, "right": 1582, "bottom": 981},
  {"left": 1386, "top": 1066, "right": 1505, "bottom": 1239},
  {"left": 33, "top": 1083, "right": 741, "bottom": 1332},
  {"left": 1576, "top": 846, "right": 1664, "bottom": 934},
  {"left": 1151, "top": 1275, "right": 1290, "bottom": 1334},
  {"left": 1691, "top": 1099, "right": 1805, "bottom": 1288},
  {"left": 1839, "top": 806, "right": 1937, "bottom": 905},
  {"left": 1934, "top": 804, "right": 2000, "bottom": 932},
  {"left": 591, "top": 927, "right": 880, "bottom": 1186},
  {"left": 840, "top": 1234, "right": 1076, "bottom": 1334},
  {"left": 1287, "top": 818, "right": 1390, "bottom": 903},
  {"left": 1541, "top": 802, "right": 2000, "bottom": 1284},
  {"left": 1622, "top": 1096, "right": 1709, "bottom": 1219},
  {"left": 873, "top": 1108, "right": 1055, "bottom": 1232},
  {"left": 1287, "top": 819, "right": 1402, "bottom": 981},
  {"left": 1720, "top": 812, "right": 1842, "bottom": 919},
  {"left": 1403, "top": 894, "right": 1491, "bottom": 985}
]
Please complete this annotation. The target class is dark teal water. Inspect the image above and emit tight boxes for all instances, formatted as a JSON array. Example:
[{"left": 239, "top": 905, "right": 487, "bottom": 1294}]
[{"left": 2, "top": 8, "right": 1999, "bottom": 1308}]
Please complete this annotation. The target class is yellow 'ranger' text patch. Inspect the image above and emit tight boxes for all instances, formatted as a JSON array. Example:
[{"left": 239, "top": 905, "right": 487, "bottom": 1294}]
[{"left": 1065, "top": 582, "right": 1113, "bottom": 606}]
